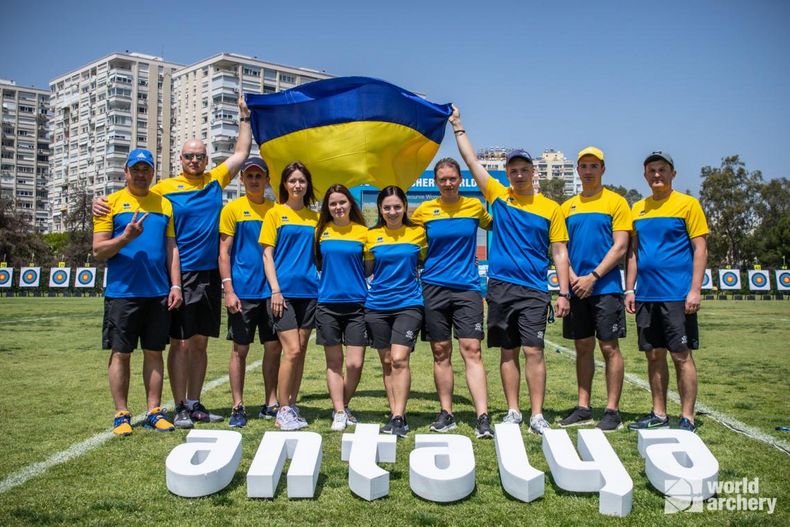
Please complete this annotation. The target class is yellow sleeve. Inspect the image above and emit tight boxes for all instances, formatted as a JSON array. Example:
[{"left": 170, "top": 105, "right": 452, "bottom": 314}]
[
  {"left": 219, "top": 203, "right": 237, "bottom": 236},
  {"left": 686, "top": 198, "right": 710, "bottom": 239},
  {"left": 610, "top": 194, "right": 633, "bottom": 232},
  {"left": 93, "top": 194, "right": 114, "bottom": 233},
  {"left": 482, "top": 176, "right": 507, "bottom": 204},
  {"left": 210, "top": 164, "right": 233, "bottom": 189},
  {"left": 548, "top": 203, "right": 569, "bottom": 243},
  {"left": 560, "top": 197, "right": 573, "bottom": 218},
  {"left": 416, "top": 226, "right": 427, "bottom": 261},
  {"left": 476, "top": 200, "right": 493, "bottom": 229},
  {"left": 411, "top": 203, "right": 427, "bottom": 226},
  {"left": 163, "top": 198, "right": 176, "bottom": 238},
  {"left": 364, "top": 231, "right": 375, "bottom": 261},
  {"left": 259, "top": 207, "right": 279, "bottom": 247}
]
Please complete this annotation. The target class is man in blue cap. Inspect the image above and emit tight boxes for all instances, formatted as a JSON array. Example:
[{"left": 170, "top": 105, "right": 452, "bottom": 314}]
[{"left": 93, "top": 148, "right": 183, "bottom": 436}]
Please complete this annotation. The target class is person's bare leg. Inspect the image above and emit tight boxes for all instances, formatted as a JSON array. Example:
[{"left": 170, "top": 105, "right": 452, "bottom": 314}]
[
  {"left": 142, "top": 350, "right": 165, "bottom": 410},
  {"left": 229, "top": 343, "right": 250, "bottom": 408},
  {"left": 431, "top": 340, "right": 454, "bottom": 413},
  {"left": 574, "top": 336, "right": 596, "bottom": 408},
  {"left": 458, "top": 337, "right": 488, "bottom": 416},
  {"left": 325, "top": 344, "right": 346, "bottom": 412},
  {"left": 262, "top": 340, "right": 281, "bottom": 406},
  {"left": 290, "top": 328, "right": 311, "bottom": 406},
  {"left": 186, "top": 334, "right": 209, "bottom": 401},
  {"left": 167, "top": 338, "right": 188, "bottom": 405},
  {"left": 343, "top": 345, "right": 365, "bottom": 406},
  {"left": 522, "top": 345, "right": 546, "bottom": 416},
  {"left": 276, "top": 329, "right": 303, "bottom": 409},
  {"left": 108, "top": 351, "right": 131, "bottom": 412},
  {"left": 388, "top": 344, "right": 412, "bottom": 416},
  {"left": 646, "top": 348, "right": 669, "bottom": 416},
  {"left": 500, "top": 347, "right": 521, "bottom": 413},
  {"left": 672, "top": 350, "right": 697, "bottom": 421},
  {"left": 598, "top": 339, "right": 624, "bottom": 410},
  {"left": 378, "top": 348, "right": 395, "bottom": 411}
]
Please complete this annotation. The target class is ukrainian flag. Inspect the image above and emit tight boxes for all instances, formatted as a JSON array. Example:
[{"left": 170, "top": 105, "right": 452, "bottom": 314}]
[{"left": 246, "top": 77, "right": 452, "bottom": 197}]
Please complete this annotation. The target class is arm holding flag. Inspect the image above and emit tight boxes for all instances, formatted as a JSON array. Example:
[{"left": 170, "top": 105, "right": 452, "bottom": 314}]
[
  {"left": 449, "top": 105, "right": 491, "bottom": 196},
  {"left": 217, "top": 95, "right": 253, "bottom": 184}
]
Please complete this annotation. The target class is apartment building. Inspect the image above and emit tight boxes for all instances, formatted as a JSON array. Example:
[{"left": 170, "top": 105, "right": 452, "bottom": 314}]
[
  {"left": 171, "top": 53, "right": 333, "bottom": 201},
  {"left": 48, "top": 52, "right": 181, "bottom": 232},
  {"left": 534, "top": 149, "right": 581, "bottom": 196},
  {"left": 0, "top": 79, "right": 50, "bottom": 232}
]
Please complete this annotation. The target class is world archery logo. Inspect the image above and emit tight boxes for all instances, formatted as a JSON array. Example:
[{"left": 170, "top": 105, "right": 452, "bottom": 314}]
[{"left": 51, "top": 270, "right": 68, "bottom": 285}]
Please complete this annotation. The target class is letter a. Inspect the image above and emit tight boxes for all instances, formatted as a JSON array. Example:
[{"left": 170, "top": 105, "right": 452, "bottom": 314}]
[
  {"left": 409, "top": 434, "right": 475, "bottom": 503},
  {"left": 165, "top": 430, "right": 242, "bottom": 497}
]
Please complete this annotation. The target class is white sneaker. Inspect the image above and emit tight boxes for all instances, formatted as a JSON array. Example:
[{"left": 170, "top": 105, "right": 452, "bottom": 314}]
[
  {"left": 502, "top": 409, "right": 523, "bottom": 425},
  {"left": 529, "top": 414, "right": 551, "bottom": 435},
  {"left": 331, "top": 410, "right": 348, "bottom": 431}
]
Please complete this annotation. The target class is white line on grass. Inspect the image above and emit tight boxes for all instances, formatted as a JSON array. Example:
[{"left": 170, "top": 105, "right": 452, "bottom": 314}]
[{"left": 545, "top": 338, "right": 790, "bottom": 456}]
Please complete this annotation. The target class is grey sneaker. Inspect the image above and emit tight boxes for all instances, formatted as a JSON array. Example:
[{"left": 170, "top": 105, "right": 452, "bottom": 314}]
[
  {"left": 258, "top": 403, "right": 279, "bottom": 419},
  {"left": 344, "top": 406, "right": 357, "bottom": 425},
  {"left": 276, "top": 406, "right": 307, "bottom": 431},
  {"left": 596, "top": 409, "right": 623, "bottom": 432},
  {"left": 502, "top": 409, "right": 523, "bottom": 425},
  {"left": 173, "top": 403, "right": 194, "bottom": 429},
  {"left": 390, "top": 415, "right": 409, "bottom": 438},
  {"left": 190, "top": 402, "right": 224, "bottom": 423},
  {"left": 430, "top": 409, "right": 457, "bottom": 432},
  {"left": 559, "top": 406, "right": 594, "bottom": 427},
  {"left": 292, "top": 405, "right": 308, "bottom": 426},
  {"left": 529, "top": 414, "right": 551, "bottom": 435},
  {"left": 331, "top": 410, "right": 348, "bottom": 431},
  {"left": 475, "top": 413, "right": 494, "bottom": 439}
]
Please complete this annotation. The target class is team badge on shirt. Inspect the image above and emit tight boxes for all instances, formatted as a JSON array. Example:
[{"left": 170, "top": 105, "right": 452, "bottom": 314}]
[
  {"left": 281, "top": 216, "right": 290, "bottom": 222},
  {"left": 122, "top": 202, "right": 131, "bottom": 209},
  {"left": 177, "top": 184, "right": 185, "bottom": 189},
  {"left": 570, "top": 203, "right": 577, "bottom": 211},
  {"left": 322, "top": 231, "right": 330, "bottom": 237},
  {"left": 433, "top": 209, "right": 440, "bottom": 216},
  {"left": 243, "top": 210, "right": 251, "bottom": 217},
  {"left": 376, "top": 236, "right": 384, "bottom": 243}
]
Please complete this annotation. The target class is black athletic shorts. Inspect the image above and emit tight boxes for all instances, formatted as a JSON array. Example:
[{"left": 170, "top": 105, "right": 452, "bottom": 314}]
[
  {"left": 170, "top": 269, "right": 221, "bottom": 339},
  {"left": 103, "top": 296, "right": 169, "bottom": 353},
  {"left": 635, "top": 301, "right": 699, "bottom": 353},
  {"left": 422, "top": 284, "right": 484, "bottom": 341},
  {"left": 267, "top": 297, "right": 317, "bottom": 332},
  {"left": 227, "top": 299, "right": 276, "bottom": 345},
  {"left": 365, "top": 306, "right": 423, "bottom": 349},
  {"left": 486, "top": 278, "right": 550, "bottom": 349},
  {"left": 563, "top": 293, "right": 626, "bottom": 341},
  {"left": 315, "top": 302, "right": 368, "bottom": 346}
]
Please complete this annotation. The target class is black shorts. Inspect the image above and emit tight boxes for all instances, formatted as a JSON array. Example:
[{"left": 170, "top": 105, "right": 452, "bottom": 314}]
[
  {"left": 170, "top": 270, "right": 221, "bottom": 339},
  {"left": 422, "top": 284, "right": 484, "bottom": 341},
  {"left": 365, "top": 306, "right": 423, "bottom": 349},
  {"left": 103, "top": 297, "right": 170, "bottom": 353},
  {"left": 563, "top": 293, "right": 626, "bottom": 341},
  {"left": 635, "top": 301, "right": 700, "bottom": 353},
  {"left": 227, "top": 299, "right": 277, "bottom": 345},
  {"left": 486, "top": 278, "right": 550, "bottom": 349},
  {"left": 267, "top": 297, "right": 317, "bottom": 332},
  {"left": 315, "top": 302, "right": 368, "bottom": 346}
]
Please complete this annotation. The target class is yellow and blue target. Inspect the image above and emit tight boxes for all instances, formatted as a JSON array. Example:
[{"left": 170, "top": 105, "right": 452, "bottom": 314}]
[
  {"left": 547, "top": 270, "right": 560, "bottom": 291},
  {"left": 0, "top": 268, "right": 12, "bottom": 287},
  {"left": 776, "top": 270, "right": 790, "bottom": 291},
  {"left": 701, "top": 269, "right": 712, "bottom": 289},
  {"left": 50, "top": 268, "right": 70, "bottom": 287},
  {"left": 749, "top": 272, "right": 768, "bottom": 289},
  {"left": 75, "top": 268, "right": 96, "bottom": 287},
  {"left": 718, "top": 269, "right": 741, "bottom": 290},
  {"left": 20, "top": 268, "right": 40, "bottom": 287}
]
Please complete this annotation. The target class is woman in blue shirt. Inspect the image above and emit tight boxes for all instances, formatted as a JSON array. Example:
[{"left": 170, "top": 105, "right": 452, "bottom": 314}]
[
  {"left": 314, "top": 184, "right": 370, "bottom": 431},
  {"left": 364, "top": 185, "right": 426, "bottom": 437}
]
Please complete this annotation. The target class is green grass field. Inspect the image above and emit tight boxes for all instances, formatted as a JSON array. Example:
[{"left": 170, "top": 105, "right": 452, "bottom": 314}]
[{"left": 0, "top": 298, "right": 788, "bottom": 526}]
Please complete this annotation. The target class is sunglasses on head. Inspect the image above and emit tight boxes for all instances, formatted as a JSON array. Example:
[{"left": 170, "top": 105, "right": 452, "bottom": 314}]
[{"left": 182, "top": 153, "right": 207, "bottom": 161}]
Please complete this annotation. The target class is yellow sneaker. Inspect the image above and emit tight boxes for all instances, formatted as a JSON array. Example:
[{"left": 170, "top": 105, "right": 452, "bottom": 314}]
[
  {"left": 113, "top": 410, "right": 133, "bottom": 436},
  {"left": 144, "top": 407, "right": 175, "bottom": 432}
]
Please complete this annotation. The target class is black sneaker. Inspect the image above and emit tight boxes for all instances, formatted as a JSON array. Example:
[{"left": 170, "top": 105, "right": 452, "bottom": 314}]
[
  {"left": 678, "top": 416, "right": 698, "bottom": 433},
  {"left": 190, "top": 402, "right": 224, "bottom": 423},
  {"left": 559, "top": 406, "right": 593, "bottom": 427},
  {"left": 430, "top": 409, "right": 457, "bottom": 433},
  {"left": 173, "top": 403, "right": 194, "bottom": 429},
  {"left": 596, "top": 409, "right": 623, "bottom": 432},
  {"left": 258, "top": 403, "right": 279, "bottom": 419},
  {"left": 380, "top": 418, "right": 394, "bottom": 435},
  {"left": 390, "top": 415, "right": 409, "bottom": 438},
  {"left": 475, "top": 414, "right": 494, "bottom": 439},
  {"left": 627, "top": 411, "right": 670, "bottom": 431}
]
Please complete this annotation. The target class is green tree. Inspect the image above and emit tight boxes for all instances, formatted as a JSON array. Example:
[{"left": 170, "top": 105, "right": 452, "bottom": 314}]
[
  {"left": 699, "top": 155, "right": 762, "bottom": 268},
  {"left": 62, "top": 186, "right": 95, "bottom": 266},
  {"left": 754, "top": 177, "right": 790, "bottom": 268},
  {"left": 540, "top": 177, "right": 566, "bottom": 203},
  {"left": 0, "top": 196, "right": 53, "bottom": 267},
  {"left": 604, "top": 184, "right": 643, "bottom": 207}
]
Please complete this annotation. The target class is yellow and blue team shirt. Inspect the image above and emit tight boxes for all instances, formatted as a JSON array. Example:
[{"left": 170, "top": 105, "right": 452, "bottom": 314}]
[
  {"left": 364, "top": 225, "right": 427, "bottom": 311},
  {"left": 259, "top": 203, "right": 319, "bottom": 298},
  {"left": 561, "top": 188, "right": 632, "bottom": 296},
  {"left": 219, "top": 196, "right": 274, "bottom": 300},
  {"left": 151, "top": 165, "right": 231, "bottom": 272},
  {"left": 483, "top": 177, "right": 568, "bottom": 291},
  {"left": 317, "top": 222, "right": 369, "bottom": 303},
  {"left": 412, "top": 197, "right": 492, "bottom": 291},
  {"left": 93, "top": 188, "right": 175, "bottom": 298},
  {"left": 631, "top": 190, "right": 709, "bottom": 302}
]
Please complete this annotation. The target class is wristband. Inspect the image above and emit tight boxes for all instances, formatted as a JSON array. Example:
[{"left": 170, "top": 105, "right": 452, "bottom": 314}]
[
  {"left": 624, "top": 289, "right": 635, "bottom": 295},
  {"left": 591, "top": 271, "right": 601, "bottom": 280},
  {"left": 453, "top": 129, "right": 466, "bottom": 136},
  {"left": 221, "top": 277, "right": 232, "bottom": 284},
  {"left": 240, "top": 116, "right": 251, "bottom": 122},
  {"left": 170, "top": 285, "right": 182, "bottom": 290},
  {"left": 272, "top": 290, "right": 281, "bottom": 295}
]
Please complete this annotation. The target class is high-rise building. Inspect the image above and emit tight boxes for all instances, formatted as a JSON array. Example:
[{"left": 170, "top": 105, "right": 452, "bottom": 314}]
[
  {"left": 48, "top": 52, "right": 181, "bottom": 232},
  {"left": 171, "top": 53, "right": 333, "bottom": 202},
  {"left": 534, "top": 149, "right": 581, "bottom": 196},
  {"left": 1, "top": 79, "right": 50, "bottom": 232}
]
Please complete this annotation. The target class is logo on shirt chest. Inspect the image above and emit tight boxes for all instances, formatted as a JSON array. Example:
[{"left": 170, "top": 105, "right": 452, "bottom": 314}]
[
  {"left": 242, "top": 210, "right": 251, "bottom": 217},
  {"left": 122, "top": 202, "right": 132, "bottom": 210},
  {"left": 639, "top": 210, "right": 646, "bottom": 216},
  {"left": 433, "top": 209, "right": 440, "bottom": 216},
  {"left": 177, "top": 184, "right": 185, "bottom": 190},
  {"left": 281, "top": 216, "right": 290, "bottom": 223},
  {"left": 570, "top": 203, "right": 577, "bottom": 211},
  {"left": 322, "top": 231, "right": 330, "bottom": 238},
  {"left": 376, "top": 236, "right": 384, "bottom": 243}
]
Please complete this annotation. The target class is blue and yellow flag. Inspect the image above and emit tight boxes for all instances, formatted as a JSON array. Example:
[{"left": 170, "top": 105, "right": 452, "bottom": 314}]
[{"left": 246, "top": 77, "right": 452, "bottom": 197}]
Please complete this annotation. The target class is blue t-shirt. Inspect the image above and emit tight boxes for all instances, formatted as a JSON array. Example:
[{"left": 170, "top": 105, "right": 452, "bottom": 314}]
[
  {"left": 317, "top": 222, "right": 369, "bottom": 303},
  {"left": 364, "top": 225, "right": 426, "bottom": 311},
  {"left": 219, "top": 196, "right": 274, "bottom": 300}
]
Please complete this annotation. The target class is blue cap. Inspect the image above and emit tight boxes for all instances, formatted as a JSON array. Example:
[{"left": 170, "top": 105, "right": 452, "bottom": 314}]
[
  {"left": 505, "top": 149, "right": 533, "bottom": 165},
  {"left": 242, "top": 157, "right": 269, "bottom": 174},
  {"left": 126, "top": 148, "right": 154, "bottom": 168}
]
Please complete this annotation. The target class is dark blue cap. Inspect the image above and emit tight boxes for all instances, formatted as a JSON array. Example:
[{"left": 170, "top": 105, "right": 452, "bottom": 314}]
[{"left": 506, "top": 149, "right": 533, "bottom": 165}]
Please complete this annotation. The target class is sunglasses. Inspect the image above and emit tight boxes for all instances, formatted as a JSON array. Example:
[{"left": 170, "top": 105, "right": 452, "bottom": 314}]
[{"left": 182, "top": 153, "right": 207, "bottom": 161}]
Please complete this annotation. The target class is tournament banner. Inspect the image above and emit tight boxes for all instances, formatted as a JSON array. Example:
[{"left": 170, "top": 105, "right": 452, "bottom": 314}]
[
  {"left": 747, "top": 269, "right": 770, "bottom": 291},
  {"left": 718, "top": 269, "right": 741, "bottom": 290},
  {"left": 776, "top": 269, "right": 790, "bottom": 292},
  {"left": 547, "top": 269, "right": 560, "bottom": 291},
  {"left": 19, "top": 267, "right": 40, "bottom": 287},
  {"left": 49, "top": 267, "right": 71, "bottom": 288},
  {"left": 0, "top": 267, "right": 12, "bottom": 288},
  {"left": 701, "top": 269, "right": 713, "bottom": 290},
  {"left": 75, "top": 267, "right": 97, "bottom": 288},
  {"left": 247, "top": 77, "right": 452, "bottom": 197}
]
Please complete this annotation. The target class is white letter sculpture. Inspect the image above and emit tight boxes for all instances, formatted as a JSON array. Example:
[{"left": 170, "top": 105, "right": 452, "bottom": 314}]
[
  {"left": 409, "top": 434, "right": 475, "bottom": 503},
  {"left": 638, "top": 429, "right": 718, "bottom": 512},
  {"left": 542, "top": 429, "right": 633, "bottom": 516},
  {"left": 165, "top": 430, "right": 242, "bottom": 497},
  {"left": 247, "top": 431, "right": 323, "bottom": 498},
  {"left": 494, "top": 423, "right": 544, "bottom": 502},
  {"left": 341, "top": 423, "right": 397, "bottom": 501}
]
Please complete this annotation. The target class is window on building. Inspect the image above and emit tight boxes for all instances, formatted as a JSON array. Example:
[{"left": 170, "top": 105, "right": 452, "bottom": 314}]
[{"left": 279, "top": 73, "right": 295, "bottom": 84}]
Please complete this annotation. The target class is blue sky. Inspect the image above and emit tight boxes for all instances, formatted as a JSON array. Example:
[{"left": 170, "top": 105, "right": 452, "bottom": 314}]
[{"left": 2, "top": 0, "right": 788, "bottom": 193}]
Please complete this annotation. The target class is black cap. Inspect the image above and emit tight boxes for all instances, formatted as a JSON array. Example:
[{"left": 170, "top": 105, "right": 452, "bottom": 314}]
[{"left": 643, "top": 151, "right": 674, "bottom": 168}]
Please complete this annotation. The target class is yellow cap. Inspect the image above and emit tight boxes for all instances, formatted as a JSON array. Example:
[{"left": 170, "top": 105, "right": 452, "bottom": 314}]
[{"left": 577, "top": 146, "right": 605, "bottom": 163}]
